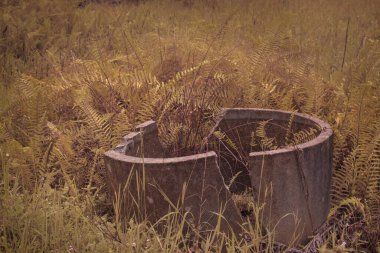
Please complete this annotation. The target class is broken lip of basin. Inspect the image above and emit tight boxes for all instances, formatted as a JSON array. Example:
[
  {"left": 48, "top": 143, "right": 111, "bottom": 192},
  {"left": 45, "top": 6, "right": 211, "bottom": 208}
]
[{"left": 104, "top": 150, "right": 217, "bottom": 164}]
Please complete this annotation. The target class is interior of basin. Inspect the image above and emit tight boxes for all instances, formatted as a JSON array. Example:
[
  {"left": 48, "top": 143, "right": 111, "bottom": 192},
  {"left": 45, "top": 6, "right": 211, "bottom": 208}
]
[
  {"left": 205, "top": 108, "right": 324, "bottom": 192},
  {"left": 115, "top": 108, "right": 324, "bottom": 160},
  {"left": 208, "top": 108, "right": 322, "bottom": 153},
  {"left": 118, "top": 109, "right": 322, "bottom": 155},
  {"left": 114, "top": 109, "right": 326, "bottom": 192}
]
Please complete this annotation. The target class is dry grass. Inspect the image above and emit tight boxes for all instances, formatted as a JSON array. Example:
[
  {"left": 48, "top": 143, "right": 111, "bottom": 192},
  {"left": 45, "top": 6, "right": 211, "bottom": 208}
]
[{"left": 0, "top": 0, "right": 379, "bottom": 252}]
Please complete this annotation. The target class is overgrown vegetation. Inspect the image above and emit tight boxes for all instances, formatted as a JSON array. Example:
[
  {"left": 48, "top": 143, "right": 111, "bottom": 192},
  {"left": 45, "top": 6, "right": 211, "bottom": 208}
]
[{"left": 0, "top": 0, "right": 379, "bottom": 252}]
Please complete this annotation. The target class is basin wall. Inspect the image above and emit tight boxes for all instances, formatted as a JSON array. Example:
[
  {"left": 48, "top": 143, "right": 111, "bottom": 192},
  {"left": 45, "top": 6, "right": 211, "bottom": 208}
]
[
  {"left": 104, "top": 121, "right": 244, "bottom": 236},
  {"left": 207, "top": 108, "right": 333, "bottom": 244}
]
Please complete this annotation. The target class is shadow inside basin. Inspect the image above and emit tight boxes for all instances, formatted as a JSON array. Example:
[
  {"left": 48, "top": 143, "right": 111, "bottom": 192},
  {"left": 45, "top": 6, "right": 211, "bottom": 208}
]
[{"left": 205, "top": 108, "right": 322, "bottom": 193}]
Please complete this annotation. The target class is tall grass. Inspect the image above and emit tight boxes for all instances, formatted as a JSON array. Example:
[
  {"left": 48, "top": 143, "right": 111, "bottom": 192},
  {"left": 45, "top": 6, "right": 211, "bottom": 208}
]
[{"left": 1, "top": 0, "right": 379, "bottom": 252}]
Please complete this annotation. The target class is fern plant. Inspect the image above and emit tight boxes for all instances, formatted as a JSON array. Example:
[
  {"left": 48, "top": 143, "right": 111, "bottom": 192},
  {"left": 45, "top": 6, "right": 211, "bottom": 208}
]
[{"left": 1, "top": 0, "right": 380, "bottom": 251}]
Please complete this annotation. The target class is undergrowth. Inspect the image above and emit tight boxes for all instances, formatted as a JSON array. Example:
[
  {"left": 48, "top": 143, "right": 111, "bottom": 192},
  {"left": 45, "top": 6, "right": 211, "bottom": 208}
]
[{"left": 0, "top": 0, "right": 379, "bottom": 252}]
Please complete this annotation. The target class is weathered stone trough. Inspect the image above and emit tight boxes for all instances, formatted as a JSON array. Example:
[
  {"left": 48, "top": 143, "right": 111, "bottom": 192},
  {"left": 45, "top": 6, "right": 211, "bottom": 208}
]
[{"left": 104, "top": 108, "right": 333, "bottom": 245}]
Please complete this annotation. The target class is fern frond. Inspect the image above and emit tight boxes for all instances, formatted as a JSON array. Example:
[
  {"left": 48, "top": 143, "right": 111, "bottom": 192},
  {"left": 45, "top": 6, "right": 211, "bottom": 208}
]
[
  {"left": 331, "top": 127, "right": 380, "bottom": 219},
  {"left": 16, "top": 74, "right": 45, "bottom": 99},
  {"left": 0, "top": 122, "right": 12, "bottom": 144},
  {"left": 129, "top": 69, "right": 160, "bottom": 87},
  {"left": 365, "top": 134, "right": 380, "bottom": 224},
  {"left": 289, "top": 127, "right": 319, "bottom": 146},
  {"left": 285, "top": 110, "right": 296, "bottom": 145},
  {"left": 112, "top": 109, "right": 132, "bottom": 145},
  {"left": 136, "top": 89, "right": 160, "bottom": 123},
  {"left": 165, "top": 60, "right": 209, "bottom": 88},
  {"left": 158, "top": 122, "right": 183, "bottom": 152},
  {"left": 249, "top": 131, "right": 258, "bottom": 149},
  {"left": 256, "top": 120, "right": 278, "bottom": 150},
  {"left": 213, "top": 130, "right": 239, "bottom": 154},
  {"left": 76, "top": 101, "right": 113, "bottom": 148},
  {"left": 328, "top": 197, "right": 365, "bottom": 222}
]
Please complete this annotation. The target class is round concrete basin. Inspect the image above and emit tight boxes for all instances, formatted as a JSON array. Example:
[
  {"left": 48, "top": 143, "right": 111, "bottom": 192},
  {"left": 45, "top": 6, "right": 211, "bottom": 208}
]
[{"left": 104, "top": 108, "right": 333, "bottom": 245}]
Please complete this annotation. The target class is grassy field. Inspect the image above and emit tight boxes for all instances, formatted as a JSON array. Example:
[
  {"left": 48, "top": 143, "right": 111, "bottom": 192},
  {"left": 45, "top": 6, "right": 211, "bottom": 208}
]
[{"left": 0, "top": 0, "right": 379, "bottom": 252}]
